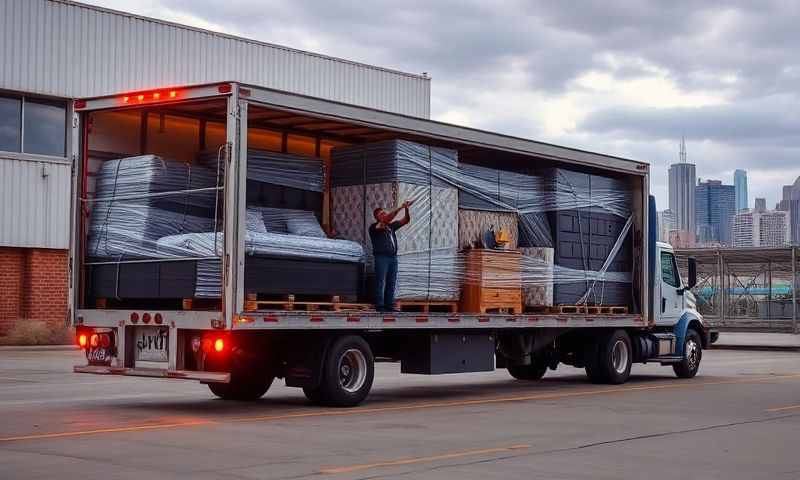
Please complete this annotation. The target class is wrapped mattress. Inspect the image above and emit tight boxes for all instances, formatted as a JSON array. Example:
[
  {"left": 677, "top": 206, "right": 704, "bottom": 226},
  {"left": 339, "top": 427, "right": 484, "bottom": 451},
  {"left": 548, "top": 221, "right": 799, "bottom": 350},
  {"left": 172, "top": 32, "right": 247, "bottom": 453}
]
[
  {"left": 198, "top": 148, "right": 324, "bottom": 192},
  {"left": 95, "top": 155, "right": 219, "bottom": 216}
]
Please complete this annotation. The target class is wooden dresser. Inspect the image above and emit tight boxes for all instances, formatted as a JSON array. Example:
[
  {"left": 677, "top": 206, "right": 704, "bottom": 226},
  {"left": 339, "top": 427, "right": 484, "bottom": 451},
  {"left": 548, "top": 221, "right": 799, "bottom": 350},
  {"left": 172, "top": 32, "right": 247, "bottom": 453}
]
[{"left": 461, "top": 249, "right": 523, "bottom": 314}]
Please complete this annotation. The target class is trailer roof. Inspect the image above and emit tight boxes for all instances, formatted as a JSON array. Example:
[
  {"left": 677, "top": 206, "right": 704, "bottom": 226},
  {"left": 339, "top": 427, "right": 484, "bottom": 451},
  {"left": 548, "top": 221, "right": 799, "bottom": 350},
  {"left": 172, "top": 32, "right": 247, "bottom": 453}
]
[{"left": 76, "top": 81, "right": 650, "bottom": 175}]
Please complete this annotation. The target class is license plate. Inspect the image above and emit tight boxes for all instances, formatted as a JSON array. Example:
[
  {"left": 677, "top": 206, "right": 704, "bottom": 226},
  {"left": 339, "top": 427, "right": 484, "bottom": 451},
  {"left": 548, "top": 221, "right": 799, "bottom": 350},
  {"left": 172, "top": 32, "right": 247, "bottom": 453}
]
[
  {"left": 135, "top": 326, "right": 169, "bottom": 362},
  {"left": 87, "top": 347, "right": 112, "bottom": 365}
]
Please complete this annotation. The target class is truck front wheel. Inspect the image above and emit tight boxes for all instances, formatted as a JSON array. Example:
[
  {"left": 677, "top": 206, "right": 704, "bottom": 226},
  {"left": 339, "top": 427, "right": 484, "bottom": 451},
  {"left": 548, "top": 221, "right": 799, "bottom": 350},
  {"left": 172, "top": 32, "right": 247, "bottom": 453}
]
[
  {"left": 317, "top": 335, "right": 374, "bottom": 407},
  {"left": 673, "top": 329, "right": 702, "bottom": 379},
  {"left": 585, "top": 330, "right": 632, "bottom": 384}
]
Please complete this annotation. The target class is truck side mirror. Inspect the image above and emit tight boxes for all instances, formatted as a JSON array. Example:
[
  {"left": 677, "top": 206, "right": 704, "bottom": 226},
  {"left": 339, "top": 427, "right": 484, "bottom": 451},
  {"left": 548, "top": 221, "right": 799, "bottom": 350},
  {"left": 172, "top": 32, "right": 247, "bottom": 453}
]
[{"left": 687, "top": 257, "right": 697, "bottom": 289}]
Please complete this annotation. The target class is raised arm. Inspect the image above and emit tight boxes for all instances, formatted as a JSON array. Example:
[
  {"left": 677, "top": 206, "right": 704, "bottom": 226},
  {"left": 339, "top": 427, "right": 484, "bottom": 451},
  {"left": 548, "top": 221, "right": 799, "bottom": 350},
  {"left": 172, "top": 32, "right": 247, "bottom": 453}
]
[{"left": 397, "top": 200, "right": 412, "bottom": 226}]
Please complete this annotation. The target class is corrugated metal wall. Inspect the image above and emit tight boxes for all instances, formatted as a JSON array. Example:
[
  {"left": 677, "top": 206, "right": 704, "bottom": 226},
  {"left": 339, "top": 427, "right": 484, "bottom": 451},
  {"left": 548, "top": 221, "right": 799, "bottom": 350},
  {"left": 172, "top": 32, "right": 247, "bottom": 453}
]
[
  {"left": 0, "top": 156, "right": 71, "bottom": 249},
  {"left": 0, "top": 0, "right": 431, "bottom": 118}
]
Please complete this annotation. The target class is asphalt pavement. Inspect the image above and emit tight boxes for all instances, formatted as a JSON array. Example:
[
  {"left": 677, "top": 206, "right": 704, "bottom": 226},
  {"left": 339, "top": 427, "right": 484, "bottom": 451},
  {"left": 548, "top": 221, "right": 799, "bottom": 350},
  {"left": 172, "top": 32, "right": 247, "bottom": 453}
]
[{"left": 1, "top": 348, "right": 799, "bottom": 479}]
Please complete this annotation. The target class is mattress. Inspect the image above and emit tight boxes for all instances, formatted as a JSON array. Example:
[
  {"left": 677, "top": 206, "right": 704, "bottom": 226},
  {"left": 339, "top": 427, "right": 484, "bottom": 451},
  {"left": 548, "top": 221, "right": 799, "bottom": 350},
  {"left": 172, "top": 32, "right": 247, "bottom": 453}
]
[
  {"left": 198, "top": 149, "right": 324, "bottom": 192},
  {"left": 88, "top": 203, "right": 216, "bottom": 259},
  {"left": 95, "top": 155, "right": 218, "bottom": 215},
  {"left": 331, "top": 139, "right": 458, "bottom": 187},
  {"left": 156, "top": 230, "right": 364, "bottom": 263},
  {"left": 520, "top": 247, "right": 554, "bottom": 307}
]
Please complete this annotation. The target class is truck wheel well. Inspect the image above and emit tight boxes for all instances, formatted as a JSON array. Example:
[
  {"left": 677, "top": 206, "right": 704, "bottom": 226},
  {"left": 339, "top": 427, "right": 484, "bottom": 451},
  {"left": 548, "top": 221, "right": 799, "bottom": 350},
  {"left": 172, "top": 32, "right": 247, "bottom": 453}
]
[{"left": 687, "top": 320, "right": 706, "bottom": 348}]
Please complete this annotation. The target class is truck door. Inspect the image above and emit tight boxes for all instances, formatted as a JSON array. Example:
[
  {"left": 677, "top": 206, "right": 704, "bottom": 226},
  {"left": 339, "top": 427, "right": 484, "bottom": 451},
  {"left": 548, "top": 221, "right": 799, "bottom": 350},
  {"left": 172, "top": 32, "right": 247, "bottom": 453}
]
[{"left": 657, "top": 250, "right": 683, "bottom": 325}]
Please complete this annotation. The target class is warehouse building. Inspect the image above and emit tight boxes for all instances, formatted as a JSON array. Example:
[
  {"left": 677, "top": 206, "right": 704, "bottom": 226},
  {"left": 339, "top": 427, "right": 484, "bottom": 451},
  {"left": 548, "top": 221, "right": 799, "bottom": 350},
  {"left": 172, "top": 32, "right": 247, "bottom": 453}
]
[{"left": 0, "top": 0, "right": 430, "bottom": 335}]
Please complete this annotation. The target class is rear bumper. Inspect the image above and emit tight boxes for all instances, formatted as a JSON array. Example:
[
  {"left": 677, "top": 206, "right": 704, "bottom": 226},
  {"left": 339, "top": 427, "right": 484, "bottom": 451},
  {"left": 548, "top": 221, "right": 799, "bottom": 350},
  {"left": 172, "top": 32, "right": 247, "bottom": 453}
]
[{"left": 74, "top": 365, "right": 230, "bottom": 383}]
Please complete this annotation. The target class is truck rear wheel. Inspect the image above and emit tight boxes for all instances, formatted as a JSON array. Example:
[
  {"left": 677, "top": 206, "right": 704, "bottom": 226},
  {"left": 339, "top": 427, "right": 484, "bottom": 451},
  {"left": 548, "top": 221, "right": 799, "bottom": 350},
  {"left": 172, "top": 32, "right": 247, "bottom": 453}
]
[
  {"left": 208, "top": 374, "right": 273, "bottom": 401},
  {"left": 507, "top": 362, "right": 548, "bottom": 380},
  {"left": 673, "top": 329, "right": 702, "bottom": 378},
  {"left": 317, "top": 335, "right": 374, "bottom": 407},
  {"left": 585, "top": 330, "right": 632, "bottom": 384}
]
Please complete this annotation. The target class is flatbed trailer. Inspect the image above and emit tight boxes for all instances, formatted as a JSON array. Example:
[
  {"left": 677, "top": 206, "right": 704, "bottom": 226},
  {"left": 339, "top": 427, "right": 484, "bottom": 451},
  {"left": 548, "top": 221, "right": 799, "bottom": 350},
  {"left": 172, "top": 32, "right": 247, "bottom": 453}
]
[{"left": 70, "top": 82, "right": 707, "bottom": 406}]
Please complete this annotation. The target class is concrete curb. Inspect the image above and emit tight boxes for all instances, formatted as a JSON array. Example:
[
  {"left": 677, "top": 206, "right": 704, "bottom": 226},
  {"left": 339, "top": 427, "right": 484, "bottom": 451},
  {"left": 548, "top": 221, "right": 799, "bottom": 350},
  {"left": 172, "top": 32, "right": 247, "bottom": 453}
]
[
  {"left": 0, "top": 345, "right": 79, "bottom": 352},
  {"left": 711, "top": 344, "right": 800, "bottom": 353}
]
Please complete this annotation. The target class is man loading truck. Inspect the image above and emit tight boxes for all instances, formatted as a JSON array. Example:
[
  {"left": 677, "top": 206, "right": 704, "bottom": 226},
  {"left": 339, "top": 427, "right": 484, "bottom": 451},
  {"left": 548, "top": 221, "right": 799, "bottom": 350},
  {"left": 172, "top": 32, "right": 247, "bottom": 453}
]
[{"left": 369, "top": 200, "right": 414, "bottom": 312}]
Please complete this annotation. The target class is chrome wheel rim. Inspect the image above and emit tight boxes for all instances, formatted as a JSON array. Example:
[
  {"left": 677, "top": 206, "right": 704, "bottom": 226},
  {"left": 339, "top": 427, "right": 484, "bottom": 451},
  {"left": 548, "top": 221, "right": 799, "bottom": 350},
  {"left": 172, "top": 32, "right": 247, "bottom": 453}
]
[
  {"left": 611, "top": 340, "right": 629, "bottom": 374},
  {"left": 685, "top": 339, "right": 700, "bottom": 371},
  {"left": 338, "top": 349, "right": 367, "bottom": 393}
]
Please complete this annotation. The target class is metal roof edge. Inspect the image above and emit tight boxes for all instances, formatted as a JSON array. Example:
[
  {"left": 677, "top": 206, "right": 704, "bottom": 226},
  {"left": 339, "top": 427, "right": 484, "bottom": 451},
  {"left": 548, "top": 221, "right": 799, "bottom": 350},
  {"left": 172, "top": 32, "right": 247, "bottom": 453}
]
[{"left": 54, "top": 0, "right": 431, "bottom": 81}]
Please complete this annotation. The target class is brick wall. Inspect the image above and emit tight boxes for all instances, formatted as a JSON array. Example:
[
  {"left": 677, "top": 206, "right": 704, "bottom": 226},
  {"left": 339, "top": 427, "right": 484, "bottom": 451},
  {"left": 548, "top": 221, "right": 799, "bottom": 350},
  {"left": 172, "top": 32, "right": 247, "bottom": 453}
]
[{"left": 0, "top": 247, "right": 68, "bottom": 335}]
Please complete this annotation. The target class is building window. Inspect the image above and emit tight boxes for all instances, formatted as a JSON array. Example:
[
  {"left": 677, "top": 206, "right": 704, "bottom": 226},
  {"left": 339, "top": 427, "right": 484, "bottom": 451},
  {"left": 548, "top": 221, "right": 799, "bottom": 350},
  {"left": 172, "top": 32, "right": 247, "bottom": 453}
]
[
  {"left": 0, "top": 94, "right": 67, "bottom": 157},
  {"left": 0, "top": 95, "right": 21, "bottom": 152}
]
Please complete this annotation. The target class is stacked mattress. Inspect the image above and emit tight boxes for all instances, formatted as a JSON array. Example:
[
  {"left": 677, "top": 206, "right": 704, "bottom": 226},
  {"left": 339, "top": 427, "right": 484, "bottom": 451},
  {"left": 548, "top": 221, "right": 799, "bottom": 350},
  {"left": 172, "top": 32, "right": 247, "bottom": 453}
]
[{"left": 331, "top": 140, "right": 461, "bottom": 301}]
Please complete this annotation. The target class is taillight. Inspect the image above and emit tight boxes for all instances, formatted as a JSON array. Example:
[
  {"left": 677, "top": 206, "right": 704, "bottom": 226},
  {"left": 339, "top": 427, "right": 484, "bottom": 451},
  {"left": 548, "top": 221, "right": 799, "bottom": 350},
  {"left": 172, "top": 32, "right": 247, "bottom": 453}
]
[
  {"left": 142, "top": 313, "right": 151, "bottom": 324},
  {"left": 130, "top": 312, "right": 139, "bottom": 323},
  {"left": 90, "top": 334, "right": 100, "bottom": 348},
  {"left": 154, "top": 313, "right": 163, "bottom": 325},
  {"left": 214, "top": 338, "right": 224, "bottom": 352},
  {"left": 100, "top": 334, "right": 111, "bottom": 348},
  {"left": 78, "top": 334, "right": 87, "bottom": 349}
]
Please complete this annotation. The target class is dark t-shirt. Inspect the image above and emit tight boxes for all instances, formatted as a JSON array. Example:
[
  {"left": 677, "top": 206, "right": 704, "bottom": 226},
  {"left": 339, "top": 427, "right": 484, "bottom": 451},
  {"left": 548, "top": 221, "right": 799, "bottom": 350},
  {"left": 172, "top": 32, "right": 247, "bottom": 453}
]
[{"left": 369, "top": 221, "right": 404, "bottom": 256}]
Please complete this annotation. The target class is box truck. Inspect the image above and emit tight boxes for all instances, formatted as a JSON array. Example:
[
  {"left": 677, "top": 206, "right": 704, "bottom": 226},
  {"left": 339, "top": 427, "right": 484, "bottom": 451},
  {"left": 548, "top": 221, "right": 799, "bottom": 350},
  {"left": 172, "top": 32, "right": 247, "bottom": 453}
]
[{"left": 70, "top": 82, "right": 708, "bottom": 406}]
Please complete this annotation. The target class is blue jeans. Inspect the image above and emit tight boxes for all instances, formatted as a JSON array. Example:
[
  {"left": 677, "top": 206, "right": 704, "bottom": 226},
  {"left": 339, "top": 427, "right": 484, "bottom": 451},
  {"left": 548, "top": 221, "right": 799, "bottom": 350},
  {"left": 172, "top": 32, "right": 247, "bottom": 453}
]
[{"left": 374, "top": 254, "right": 398, "bottom": 311}]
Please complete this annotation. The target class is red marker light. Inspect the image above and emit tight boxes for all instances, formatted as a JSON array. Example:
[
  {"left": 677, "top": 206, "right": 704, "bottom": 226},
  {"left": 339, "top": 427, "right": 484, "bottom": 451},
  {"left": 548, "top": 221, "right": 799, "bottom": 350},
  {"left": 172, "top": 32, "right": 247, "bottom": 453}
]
[
  {"left": 137, "top": 94, "right": 145, "bottom": 101},
  {"left": 218, "top": 84, "right": 232, "bottom": 94},
  {"left": 100, "top": 334, "right": 111, "bottom": 348},
  {"left": 169, "top": 90, "right": 177, "bottom": 98},
  {"left": 74, "top": 100, "right": 86, "bottom": 109},
  {"left": 78, "top": 334, "right": 87, "bottom": 348},
  {"left": 130, "top": 312, "right": 139, "bottom": 323},
  {"left": 154, "top": 313, "right": 163, "bottom": 325},
  {"left": 142, "top": 312, "right": 151, "bottom": 324},
  {"left": 122, "top": 96, "right": 129, "bottom": 103},
  {"left": 214, "top": 338, "right": 224, "bottom": 352},
  {"left": 153, "top": 92, "right": 160, "bottom": 100}
]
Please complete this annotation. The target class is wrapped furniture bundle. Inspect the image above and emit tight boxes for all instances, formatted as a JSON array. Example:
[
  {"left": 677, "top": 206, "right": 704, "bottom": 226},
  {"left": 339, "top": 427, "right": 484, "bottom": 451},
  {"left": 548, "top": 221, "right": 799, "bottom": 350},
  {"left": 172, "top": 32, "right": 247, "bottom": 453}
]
[
  {"left": 331, "top": 140, "right": 461, "bottom": 301},
  {"left": 87, "top": 153, "right": 363, "bottom": 302}
]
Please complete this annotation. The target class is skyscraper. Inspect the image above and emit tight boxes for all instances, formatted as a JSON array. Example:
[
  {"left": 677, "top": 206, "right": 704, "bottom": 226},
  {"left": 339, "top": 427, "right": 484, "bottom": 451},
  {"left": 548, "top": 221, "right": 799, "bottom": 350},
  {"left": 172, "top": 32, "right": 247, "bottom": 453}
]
[
  {"left": 657, "top": 209, "right": 676, "bottom": 242},
  {"left": 668, "top": 138, "right": 696, "bottom": 238},
  {"left": 755, "top": 198, "right": 767, "bottom": 211},
  {"left": 733, "top": 209, "right": 790, "bottom": 247},
  {"left": 695, "top": 179, "right": 736, "bottom": 245},
  {"left": 777, "top": 176, "right": 800, "bottom": 244},
  {"left": 734, "top": 169, "right": 748, "bottom": 212}
]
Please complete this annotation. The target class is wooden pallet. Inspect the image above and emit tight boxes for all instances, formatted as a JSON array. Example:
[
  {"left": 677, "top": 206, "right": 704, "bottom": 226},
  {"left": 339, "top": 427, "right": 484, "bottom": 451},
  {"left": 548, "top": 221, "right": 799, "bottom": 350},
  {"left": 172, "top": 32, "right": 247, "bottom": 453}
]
[
  {"left": 244, "top": 294, "right": 371, "bottom": 312},
  {"left": 396, "top": 300, "right": 459, "bottom": 313}
]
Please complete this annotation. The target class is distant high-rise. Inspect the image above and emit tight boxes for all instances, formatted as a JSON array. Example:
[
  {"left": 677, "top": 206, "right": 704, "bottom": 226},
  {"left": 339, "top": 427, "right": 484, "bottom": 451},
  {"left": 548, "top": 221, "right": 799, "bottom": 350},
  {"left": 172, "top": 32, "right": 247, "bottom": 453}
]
[
  {"left": 733, "top": 209, "right": 790, "bottom": 247},
  {"left": 777, "top": 176, "right": 800, "bottom": 244},
  {"left": 755, "top": 198, "right": 767, "bottom": 212},
  {"left": 695, "top": 179, "right": 736, "bottom": 245},
  {"left": 734, "top": 169, "right": 748, "bottom": 212},
  {"left": 668, "top": 138, "right": 696, "bottom": 237},
  {"left": 657, "top": 209, "right": 676, "bottom": 243}
]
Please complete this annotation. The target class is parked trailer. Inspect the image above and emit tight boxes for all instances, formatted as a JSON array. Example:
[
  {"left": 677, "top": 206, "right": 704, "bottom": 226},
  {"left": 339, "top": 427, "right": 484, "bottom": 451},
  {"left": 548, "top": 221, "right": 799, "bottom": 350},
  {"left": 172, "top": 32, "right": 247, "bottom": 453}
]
[{"left": 70, "top": 82, "right": 708, "bottom": 406}]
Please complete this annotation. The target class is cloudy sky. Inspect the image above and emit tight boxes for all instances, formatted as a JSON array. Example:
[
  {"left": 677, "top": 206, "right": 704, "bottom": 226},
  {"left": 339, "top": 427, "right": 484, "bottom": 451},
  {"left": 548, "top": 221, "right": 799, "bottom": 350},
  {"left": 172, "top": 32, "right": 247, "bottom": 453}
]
[{"left": 85, "top": 0, "right": 800, "bottom": 208}]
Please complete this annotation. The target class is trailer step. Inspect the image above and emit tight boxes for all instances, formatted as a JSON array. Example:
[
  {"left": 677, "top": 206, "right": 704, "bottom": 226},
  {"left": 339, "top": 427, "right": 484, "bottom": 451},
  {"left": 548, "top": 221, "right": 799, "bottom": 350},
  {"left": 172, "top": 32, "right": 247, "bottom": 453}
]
[{"left": 396, "top": 300, "right": 459, "bottom": 313}]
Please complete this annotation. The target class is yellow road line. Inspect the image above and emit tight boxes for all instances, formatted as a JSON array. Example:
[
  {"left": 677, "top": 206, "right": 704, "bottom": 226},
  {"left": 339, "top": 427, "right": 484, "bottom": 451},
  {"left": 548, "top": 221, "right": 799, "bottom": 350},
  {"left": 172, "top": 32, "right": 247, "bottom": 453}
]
[
  {"left": 2, "top": 373, "right": 800, "bottom": 443},
  {"left": 766, "top": 404, "right": 800, "bottom": 413},
  {"left": 319, "top": 444, "right": 530, "bottom": 475},
  {"left": 0, "top": 420, "right": 213, "bottom": 442}
]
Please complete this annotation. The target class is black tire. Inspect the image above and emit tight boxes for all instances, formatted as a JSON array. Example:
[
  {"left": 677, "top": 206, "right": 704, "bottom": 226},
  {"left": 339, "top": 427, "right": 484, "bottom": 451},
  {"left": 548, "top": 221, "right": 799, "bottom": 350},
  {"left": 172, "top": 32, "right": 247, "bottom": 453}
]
[
  {"left": 317, "top": 335, "right": 374, "bottom": 407},
  {"left": 208, "top": 374, "right": 273, "bottom": 401},
  {"left": 508, "top": 362, "right": 548, "bottom": 380},
  {"left": 584, "top": 333, "right": 607, "bottom": 383},
  {"left": 586, "top": 330, "right": 632, "bottom": 385},
  {"left": 673, "top": 329, "right": 702, "bottom": 379}
]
